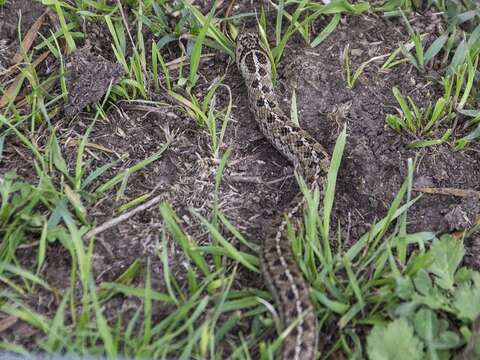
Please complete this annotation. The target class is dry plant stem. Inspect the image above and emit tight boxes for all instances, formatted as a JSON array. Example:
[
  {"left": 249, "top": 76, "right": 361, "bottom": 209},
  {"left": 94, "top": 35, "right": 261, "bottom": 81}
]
[
  {"left": 84, "top": 195, "right": 162, "bottom": 240},
  {"left": 414, "top": 187, "right": 480, "bottom": 198}
]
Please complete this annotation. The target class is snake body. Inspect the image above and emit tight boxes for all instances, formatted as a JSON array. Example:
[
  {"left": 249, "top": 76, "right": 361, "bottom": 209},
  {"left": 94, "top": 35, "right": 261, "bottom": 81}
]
[{"left": 236, "top": 32, "right": 330, "bottom": 359}]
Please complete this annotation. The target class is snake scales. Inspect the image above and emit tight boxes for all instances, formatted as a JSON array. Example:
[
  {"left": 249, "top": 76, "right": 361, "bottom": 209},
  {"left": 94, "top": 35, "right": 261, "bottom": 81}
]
[{"left": 235, "top": 32, "right": 331, "bottom": 359}]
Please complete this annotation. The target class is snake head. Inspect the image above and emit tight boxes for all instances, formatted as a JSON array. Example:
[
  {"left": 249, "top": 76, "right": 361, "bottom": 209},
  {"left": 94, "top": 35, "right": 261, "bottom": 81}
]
[{"left": 235, "top": 31, "right": 260, "bottom": 62}]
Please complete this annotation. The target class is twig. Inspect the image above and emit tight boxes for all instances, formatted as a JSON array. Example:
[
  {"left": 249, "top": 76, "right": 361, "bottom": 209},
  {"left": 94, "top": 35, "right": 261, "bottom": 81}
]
[
  {"left": 227, "top": 175, "right": 263, "bottom": 184},
  {"left": 84, "top": 195, "right": 162, "bottom": 240}
]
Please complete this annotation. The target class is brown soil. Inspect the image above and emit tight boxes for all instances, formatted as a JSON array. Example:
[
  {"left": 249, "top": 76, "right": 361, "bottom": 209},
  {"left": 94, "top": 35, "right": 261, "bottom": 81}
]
[{"left": 1, "top": 0, "right": 479, "bottom": 354}]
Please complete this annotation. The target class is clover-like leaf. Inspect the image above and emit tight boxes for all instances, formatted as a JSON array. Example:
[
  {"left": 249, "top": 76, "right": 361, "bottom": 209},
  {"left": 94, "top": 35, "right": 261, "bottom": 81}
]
[
  {"left": 453, "top": 283, "right": 480, "bottom": 322},
  {"left": 396, "top": 276, "right": 414, "bottom": 300},
  {"left": 414, "top": 308, "right": 439, "bottom": 341},
  {"left": 427, "top": 236, "right": 464, "bottom": 291},
  {"left": 414, "top": 269, "right": 432, "bottom": 295},
  {"left": 367, "top": 319, "right": 424, "bottom": 360}
]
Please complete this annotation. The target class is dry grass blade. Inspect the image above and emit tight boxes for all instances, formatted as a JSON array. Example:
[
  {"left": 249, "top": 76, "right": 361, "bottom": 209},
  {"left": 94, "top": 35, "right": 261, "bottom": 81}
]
[
  {"left": 84, "top": 195, "right": 162, "bottom": 240},
  {"left": 66, "top": 139, "right": 116, "bottom": 155},
  {"left": 0, "top": 50, "right": 50, "bottom": 108},
  {"left": 165, "top": 53, "right": 215, "bottom": 70},
  {"left": 12, "top": 10, "right": 48, "bottom": 65},
  {"left": 413, "top": 187, "right": 480, "bottom": 198},
  {"left": 0, "top": 10, "right": 47, "bottom": 80},
  {"left": 221, "top": 0, "right": 236, "bottom": 32},
  {"left": 0, "top": 315, "right": 18, "bottom": 332}
]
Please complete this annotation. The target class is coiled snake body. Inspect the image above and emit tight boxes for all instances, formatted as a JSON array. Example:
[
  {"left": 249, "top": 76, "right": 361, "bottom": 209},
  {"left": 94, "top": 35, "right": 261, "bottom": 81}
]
[{"left": 236, "top": 32, "right": 330, "bottom": 359}]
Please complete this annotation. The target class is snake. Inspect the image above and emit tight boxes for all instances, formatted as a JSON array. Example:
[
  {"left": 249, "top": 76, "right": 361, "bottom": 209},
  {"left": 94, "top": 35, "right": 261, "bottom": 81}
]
[{"left": 235, "top": 31, "right": 331, "bottom": 359}]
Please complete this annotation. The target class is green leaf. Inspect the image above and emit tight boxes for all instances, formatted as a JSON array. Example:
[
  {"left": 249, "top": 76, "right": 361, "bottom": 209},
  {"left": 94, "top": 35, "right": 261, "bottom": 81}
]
[
  {"left": 49, "top": 132, "right": 69, "bottom": 176},
  {"left": 386, "top": 114, "right": 405, "bottom": 131},
  {"left": 191, "top": 210, "right": 260, "bottom": 273},
  {"left": 411, "top": 287, "right": 449, "bottom": 310},
  {"left": 427, "top": 236, "right": 464, "bottom": 291},
  {"left": 392, "top": 87, "right": 414, "bottom": 130},
  {"left": 395, "top": 276, "right": 414, "bottom": 300},
  {"left": 413, "top": 269, "right": 432, "bottom": 296},
  {"left": 322, "top": 125, "right": 347, "bottom": 261},
  {"left": 453, "top": 283, "right": 480, "bottom": 321},
  {"left": 448, "top": 39, "right": 468, "bottom": 75},
  {"left": 367, "top": 318, "right": 424, "bottom": 360},
  {"left": 0, "top": 134, "right": 5, "bottom": 162},
  {"left": 424, "top": 34, "right": 448, "bottom": 63},
  {"left": 64, "top": 184, "right": 86, "bottom": 223},
  {"left": 414, "top": 308, "right": 439, "bottom": 342},
  {"left": 394, "top": 302, "right": 419, "bottom": 318},
  {"left": 310, "top": 13, "right": 340, "bottom": 47},
  {"left": 187, "top": 3, "right": 215, "bottom": 88},
  {"left": 160, "top": 203, "right": 210, "bottom": 277},
  {"left": 423, "top": 97, "right": 447, "bottom": 133},
  {"left": 433, "top": 331, "right": 461, "bottom": 350},
  {"left": 414, "top": 308, "right": 462, "bottom": 352},
  {"left": 455, "top": 124, "right": 480, "bottom": 150}
]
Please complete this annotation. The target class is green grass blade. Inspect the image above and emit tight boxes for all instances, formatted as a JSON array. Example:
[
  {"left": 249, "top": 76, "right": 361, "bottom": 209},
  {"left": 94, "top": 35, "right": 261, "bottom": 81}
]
[
  {"left": 95, "top": 142, "right": 169, "bottom": 195},
  {"left": 192, "top": 210, "right": 260, "bottom": 273},
  {"left": 311, "top": 13, "right": 341, "bottom": 47},
  {"left": 322, "top": 125, "right": 347, "bottom": 262},
  {"left": 188, "top": 5, "right": 216, "bottom": 88},
  {"left": 424, "top": 33, "right": 448, "bottom": 63},
  {"left": 160, "top": 203, "right": 210, "bottom": 277}
]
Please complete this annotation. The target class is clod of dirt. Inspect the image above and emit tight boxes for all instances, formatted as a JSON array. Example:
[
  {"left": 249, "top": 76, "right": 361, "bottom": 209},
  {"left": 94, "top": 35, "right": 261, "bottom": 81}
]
[
  {"left": 445, "top": 197, "right": 480, "bottom": 231},
  {"left": 64, "top": 45, "right": 124, "bottom": 116}
]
